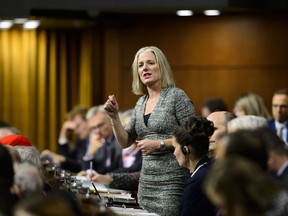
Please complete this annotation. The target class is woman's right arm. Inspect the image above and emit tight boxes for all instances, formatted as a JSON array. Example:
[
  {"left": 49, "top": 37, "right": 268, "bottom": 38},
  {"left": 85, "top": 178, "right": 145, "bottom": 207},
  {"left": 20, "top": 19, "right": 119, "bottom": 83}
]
[{"left": 104, "top": 95, "right": 131, "bottom": 148}]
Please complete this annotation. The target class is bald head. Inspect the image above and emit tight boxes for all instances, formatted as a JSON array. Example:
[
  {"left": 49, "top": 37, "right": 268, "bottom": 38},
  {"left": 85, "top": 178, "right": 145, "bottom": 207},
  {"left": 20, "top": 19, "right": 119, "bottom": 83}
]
[{"left": 207, "top": 111, "right": 235, "bottom": 157}]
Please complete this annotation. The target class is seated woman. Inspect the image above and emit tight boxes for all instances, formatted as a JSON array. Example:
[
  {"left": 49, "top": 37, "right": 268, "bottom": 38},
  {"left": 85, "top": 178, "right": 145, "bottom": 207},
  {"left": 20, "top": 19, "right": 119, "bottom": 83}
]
[
  {"left": 233, "top": 92, "right": 271, "bottom": 119},
  {"left": 172, "top": 116, "right": 217, "bottom": 216}
]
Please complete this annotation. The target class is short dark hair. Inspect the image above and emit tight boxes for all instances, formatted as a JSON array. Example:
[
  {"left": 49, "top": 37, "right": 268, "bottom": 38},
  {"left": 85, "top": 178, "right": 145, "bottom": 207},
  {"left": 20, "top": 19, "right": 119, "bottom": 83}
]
[
  {"left": 0, "top": 120, "right": 10, "bottom": 128},
  {"left": 254, "top": 126, "right": 287, "bottom": 156},
  {"left": 202, "top": 97, "right": 228, "bottom": 113},
  {"left": 224, "top": 112, "right": 236, "bottom": 123},
  {"left": 224, "top": 130, "right": 268, "bottom": 171},
  {"left": 274, "top": 88, "right": 288, "bottom": 96}
]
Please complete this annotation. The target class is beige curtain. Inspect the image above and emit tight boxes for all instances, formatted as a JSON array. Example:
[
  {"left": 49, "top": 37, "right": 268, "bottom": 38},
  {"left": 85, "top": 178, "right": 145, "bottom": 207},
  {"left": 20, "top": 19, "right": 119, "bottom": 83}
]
[{"left": 0, "top": 28, "right": 102, "bottom": 151}]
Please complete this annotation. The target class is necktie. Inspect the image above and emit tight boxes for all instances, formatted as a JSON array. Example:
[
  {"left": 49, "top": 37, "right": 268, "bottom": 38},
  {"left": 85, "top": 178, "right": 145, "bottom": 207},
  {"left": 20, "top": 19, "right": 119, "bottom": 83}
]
[{"left": 104, "top": 141, "right": 111, "bottom": 167}]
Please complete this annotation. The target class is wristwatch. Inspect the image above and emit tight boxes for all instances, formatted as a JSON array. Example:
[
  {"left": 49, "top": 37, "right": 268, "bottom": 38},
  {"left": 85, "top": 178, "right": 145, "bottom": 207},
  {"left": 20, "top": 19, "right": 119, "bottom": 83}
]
[{"left": 160, "top": 140, "right": 166, "bottom": 151}]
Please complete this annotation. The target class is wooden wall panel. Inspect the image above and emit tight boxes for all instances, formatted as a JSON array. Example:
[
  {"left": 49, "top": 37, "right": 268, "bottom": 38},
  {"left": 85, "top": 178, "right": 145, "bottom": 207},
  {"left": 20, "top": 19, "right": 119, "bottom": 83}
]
[
  {"left": 173, "top": 68, "right": 288, "bottom": 115},
  {"left": 120, "top": 15, "right": 288, "bottom": 66},
  {"left": 103, "top": 14, "right": 288, "bottom": 115}
]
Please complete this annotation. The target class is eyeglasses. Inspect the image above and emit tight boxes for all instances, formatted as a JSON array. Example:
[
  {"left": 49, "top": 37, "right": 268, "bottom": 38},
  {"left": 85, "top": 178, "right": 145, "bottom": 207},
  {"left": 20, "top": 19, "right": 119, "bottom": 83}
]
[
  {"left": 90, "top": 122, "right": 106, "bottom": 131},
  {"left": 272, "top": 104, "right": 288, "bottom": 109}
]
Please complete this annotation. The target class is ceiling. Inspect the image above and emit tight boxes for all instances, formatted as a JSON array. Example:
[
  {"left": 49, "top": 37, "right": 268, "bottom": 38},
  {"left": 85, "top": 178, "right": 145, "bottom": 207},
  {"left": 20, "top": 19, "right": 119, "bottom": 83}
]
[
  {"left": 2, "top": 0, "right": 288, "bottom": 18},
  {"left": 1, "top": 0, "right": 288, "bottom": 29}
]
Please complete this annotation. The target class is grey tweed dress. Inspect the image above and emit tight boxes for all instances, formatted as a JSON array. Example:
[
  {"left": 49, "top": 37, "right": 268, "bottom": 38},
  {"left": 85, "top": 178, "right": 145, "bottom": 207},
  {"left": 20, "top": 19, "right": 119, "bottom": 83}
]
[{"left": 125, "top": 87, "right": 195, "bottom": 216}]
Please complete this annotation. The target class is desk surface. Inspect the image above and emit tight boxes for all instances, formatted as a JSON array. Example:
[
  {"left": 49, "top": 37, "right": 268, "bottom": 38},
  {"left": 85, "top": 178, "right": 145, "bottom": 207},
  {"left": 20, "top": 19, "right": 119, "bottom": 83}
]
[
  {"left": 109, "top": 207, "right": 160, "bottom": 216},
  {"left": 76, "top": 176, "right": 138, "bottom": 207}
]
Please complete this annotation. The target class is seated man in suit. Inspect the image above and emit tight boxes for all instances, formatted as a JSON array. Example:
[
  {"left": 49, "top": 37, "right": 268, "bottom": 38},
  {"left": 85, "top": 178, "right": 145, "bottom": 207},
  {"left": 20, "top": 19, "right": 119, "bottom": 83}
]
[
  {"left": 41, "top": 105, "right": 90, "bottom": 173},
  {"left": 268, "top": 88, "right": 288, "bottom": 144},
  {"left": 254, "top": 126, "right": 288, "bottom": 189},
  {"left": 57, "top": 105, "right": 90, "bottom": 159},
  {"left": 80, "top": 105, "right": 123, "bottom": 174}
]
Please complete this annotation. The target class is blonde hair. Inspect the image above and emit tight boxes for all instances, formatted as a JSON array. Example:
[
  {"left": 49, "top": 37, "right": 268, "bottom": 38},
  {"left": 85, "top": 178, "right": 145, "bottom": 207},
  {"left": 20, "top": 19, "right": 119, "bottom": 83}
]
[
  {"left": 131, "top": 46, "right": 175, "bottom": 95},
  {"left": 234, "top": 92, "right": 271, "bottom": 119}
]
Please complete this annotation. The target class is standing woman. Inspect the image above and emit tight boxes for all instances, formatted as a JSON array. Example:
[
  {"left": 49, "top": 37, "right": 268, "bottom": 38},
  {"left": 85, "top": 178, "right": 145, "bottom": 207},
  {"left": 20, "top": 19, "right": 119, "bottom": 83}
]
[{"left": 104, "top": 46, "right": 195, "bottom": 215}]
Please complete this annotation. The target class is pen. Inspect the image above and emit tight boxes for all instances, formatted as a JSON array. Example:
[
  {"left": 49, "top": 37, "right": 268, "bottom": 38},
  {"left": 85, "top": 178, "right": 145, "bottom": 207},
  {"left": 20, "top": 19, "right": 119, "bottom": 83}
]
[{"left": 92, "top": 182, "right": 102, "bottom": 200}]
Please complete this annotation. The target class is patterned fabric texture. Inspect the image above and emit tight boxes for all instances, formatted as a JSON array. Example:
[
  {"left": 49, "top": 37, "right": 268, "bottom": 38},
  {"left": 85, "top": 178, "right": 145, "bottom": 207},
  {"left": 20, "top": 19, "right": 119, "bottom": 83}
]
[{"left": 126, "top": 87, "right": 195, "bottom": 216}]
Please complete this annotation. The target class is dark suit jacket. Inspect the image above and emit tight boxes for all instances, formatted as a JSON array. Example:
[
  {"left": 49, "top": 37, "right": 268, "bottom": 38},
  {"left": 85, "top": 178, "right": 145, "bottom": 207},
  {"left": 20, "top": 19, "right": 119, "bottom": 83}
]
[
  {"left": 267, "top": 119, "right": 288, "bottom": 143},
  {"left": 278, "top": 163, "right": 288, "bottom": 189},
  {"left": 83, "top": 134, "right": 123, "bottom": 174},
  {"left": 180, "top": 156, "right": 217, "bottom": 216},
  {"left": 58, "top": 138, "right": 88, "bottom": 173}
]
